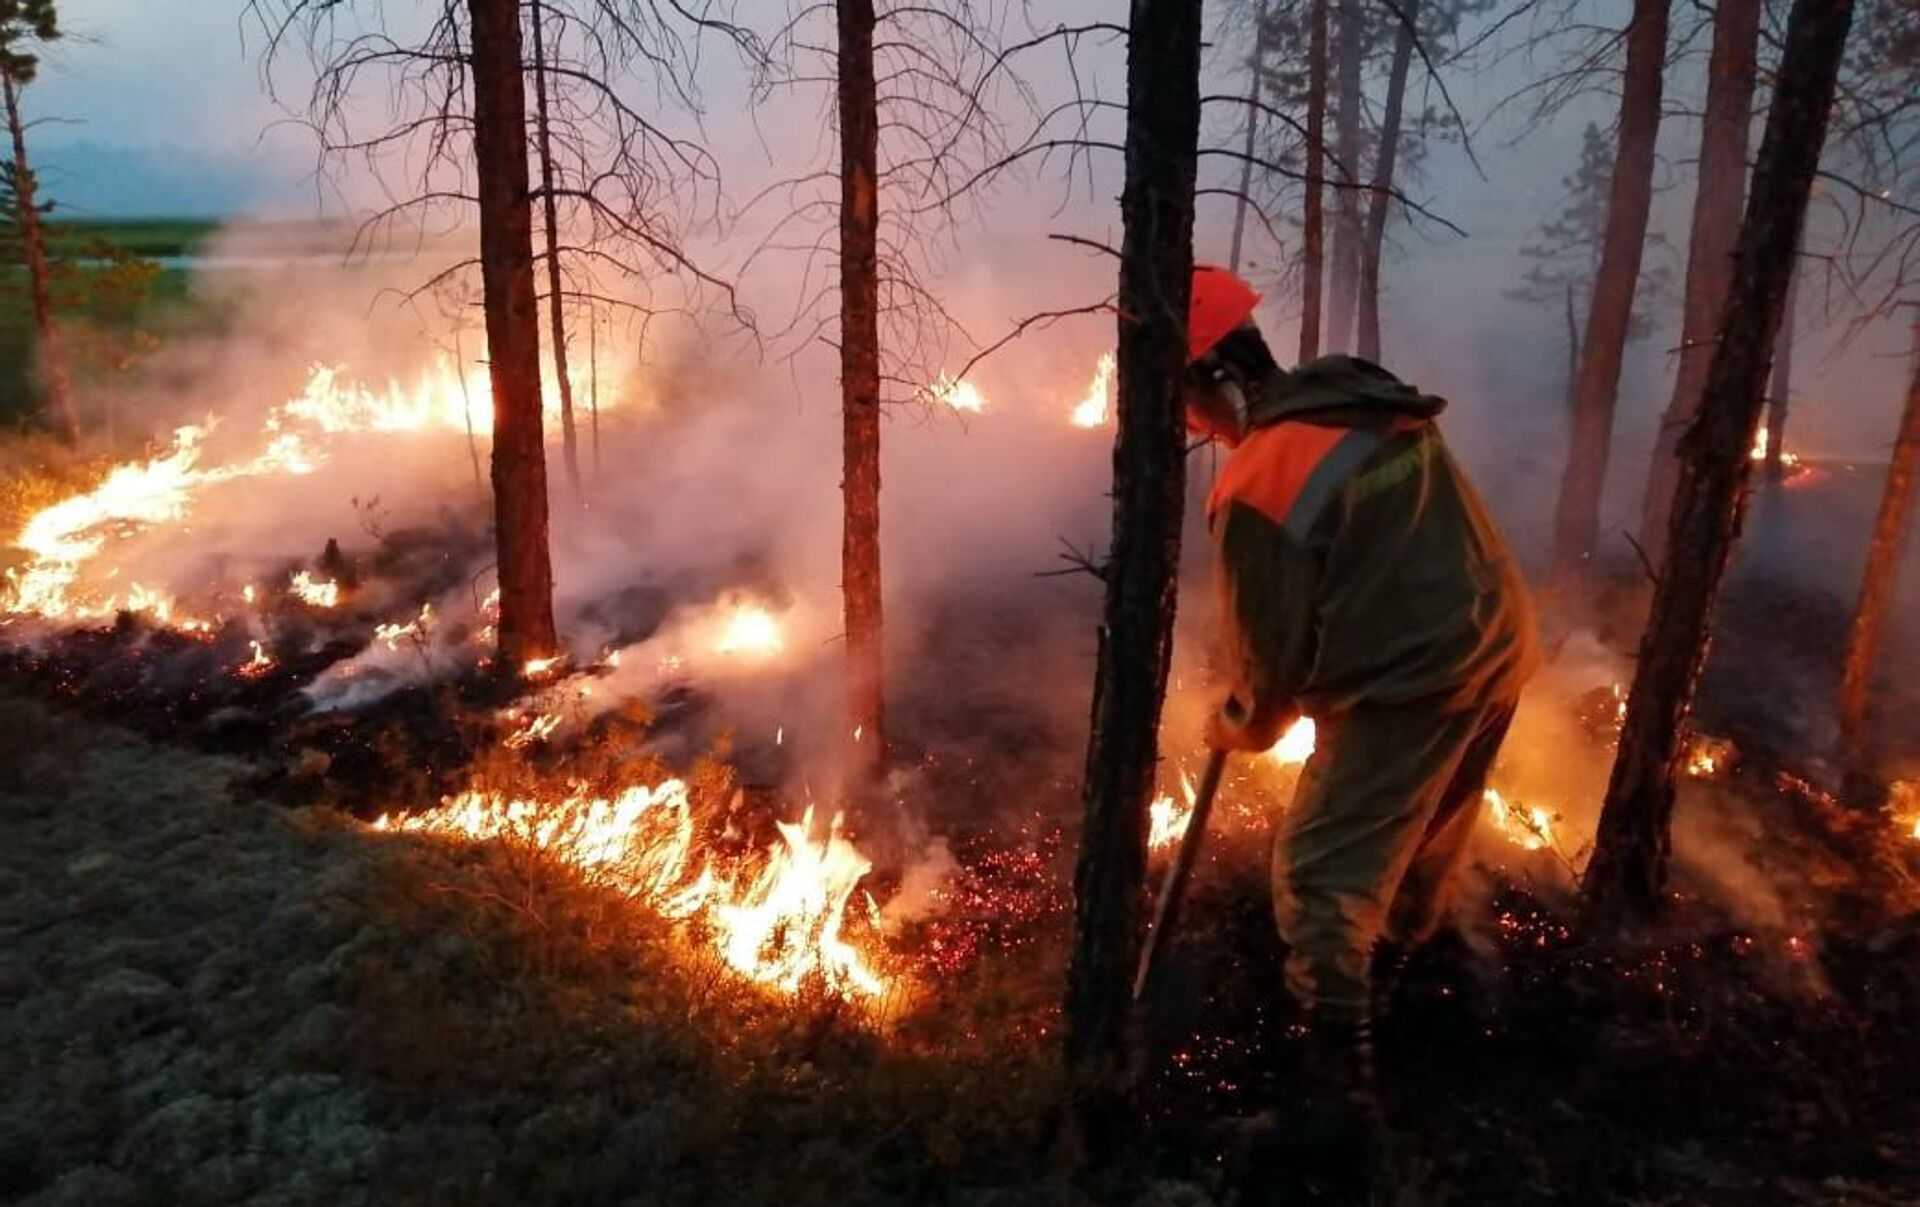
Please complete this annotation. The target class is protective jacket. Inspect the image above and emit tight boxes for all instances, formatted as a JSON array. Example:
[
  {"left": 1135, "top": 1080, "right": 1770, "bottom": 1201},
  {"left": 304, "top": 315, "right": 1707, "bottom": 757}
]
[{"left": 1207, "top": 356, "right": 1539, "bottom": 748}]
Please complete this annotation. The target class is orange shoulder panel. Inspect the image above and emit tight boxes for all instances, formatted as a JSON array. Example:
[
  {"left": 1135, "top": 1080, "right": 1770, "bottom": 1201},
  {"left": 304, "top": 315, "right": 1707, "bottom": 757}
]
[{"left": 1207, "top": 421, "right": 1349, "bottom": 523}]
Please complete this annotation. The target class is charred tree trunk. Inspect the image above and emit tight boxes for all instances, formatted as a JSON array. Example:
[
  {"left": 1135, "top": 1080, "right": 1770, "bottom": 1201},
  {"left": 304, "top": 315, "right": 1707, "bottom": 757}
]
[
  {"left": 1638, "top": 0, "right": 1762, "bottom": 559},
  {"left": 1765, "top": 256, "right": 1801, "bottom": 479},
  {"left": 1582, "top": 0, "right": 1853, "bottom": 928},
  {"left": 1549, "top": 0, "right": 1671, "bottom": 588},
  {"left": 1836, "top": 314, "right": 1920, "bottom": 775},
  {"left": 1326, "top": 0, "right": 1365, "bottom": 353},
  {"left": 1300, "top": 0, "right": 1329, "bottom": 362},
  {"left": 529, "top": 0, "right": 582, "bottom": 503},
  {"left": 469, "top": 0, "right": 560, "bottom": 670},
  {"left": 1063, "top": 0, "right": 1201, "bottom": 1155},
  {"left": 838, "top": 0, "right": 885, "bottom": 780},
  {"left": 3, "top": 69, "right": 74, "bottom": 444},
  {"left": 1227, "top": 1, "right": 1270, "bottom": 276},
  {"left": 1356, "top": 0, "right": 1416, "bottom": 363}
]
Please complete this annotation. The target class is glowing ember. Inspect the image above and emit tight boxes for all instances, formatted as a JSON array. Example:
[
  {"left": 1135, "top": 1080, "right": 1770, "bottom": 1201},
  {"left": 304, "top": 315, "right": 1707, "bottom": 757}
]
[
  {"left": 711, "top": 602, "right": 784, "bottom": 659},
  {"left": 373, "top": 780, "right": 889, "bottom": 999},
  {"left": 1071, "top": 352, "right": 1116, "bottom": 428},
  {"left": 288, "top": 570, "right": 341, "bottom": 609},
  {"left": 1267, "top": 716, "right": 1317, "bottom": 768},
  {"left": 931, "top": 374, "right": 988, "bottom": 413},
  {"left": 1483, "top": 787, "right": 1560, "bottom": 853},
  {"left": 522, "top": 655, "right": 562, "bottom": 678}
]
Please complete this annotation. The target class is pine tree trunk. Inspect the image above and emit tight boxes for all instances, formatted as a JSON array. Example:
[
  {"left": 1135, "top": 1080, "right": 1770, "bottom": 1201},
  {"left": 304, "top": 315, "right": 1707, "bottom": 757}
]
[
  {"left": 529, "top": 0, "right": 582, "bottom": 503},
  {"left": 1356, "top": 0, "right": 1416, "bottom": 363},
  {"left": 3, "top": 69, "right": 75, "bottom": 444},
  {"left": 1582, "top": 0, "right": 1854, "bottom": 929},
  {"left": 1300, "top": 0, "right": 1328, "bottom": 363},
  {"left": 1836, "top": 315, "right": 1920, "bottom": 775},
  {"left": 1638, "top": 0, "right": 1761, "bottom": 559},
  {"left": 838, "top": 0, "right": 885, "bottom": 780},
  {"left": 1765, "top": 257, "right": 1801, "bottom": 479},
  {"left": 1563, "top": 282, "right": 1580, "bottom": 409},
  {"left": 469, "top": 0, "right": 560, "bottom": 670},
  {"left": 1549, "top": 0, "right": 1671, "bottom": 588},
  {"left": 1063, "top": 0, "right": 1202, "bottom": 1156},
  {"left": 1227, "top": 1, "right": 1270, "bottom": 276},
  {"left": 1326, "top": 0, "right": 1365, "bottom": 353},
  {"left": 588, "top": 307, "right": 602, "bottom": 478}
]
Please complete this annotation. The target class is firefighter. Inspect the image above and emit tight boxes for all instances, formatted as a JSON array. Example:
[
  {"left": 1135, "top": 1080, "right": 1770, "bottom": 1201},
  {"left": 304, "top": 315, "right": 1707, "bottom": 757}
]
[{"left": 1183, "top": 265, "right": 1540, "bottom": 1180}]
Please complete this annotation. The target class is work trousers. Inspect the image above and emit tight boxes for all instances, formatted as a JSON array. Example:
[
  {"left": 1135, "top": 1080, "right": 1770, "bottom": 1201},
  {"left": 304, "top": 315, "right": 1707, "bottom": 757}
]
[{"left": 1272, "top": 696, "right": 1517, "bottom": 1021}]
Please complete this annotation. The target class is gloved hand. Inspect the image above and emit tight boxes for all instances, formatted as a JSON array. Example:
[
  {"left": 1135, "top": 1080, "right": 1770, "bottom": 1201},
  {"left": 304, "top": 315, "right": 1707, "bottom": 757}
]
[{"left": 1204, "top": 695, "right": 1291, "bottom": 753}]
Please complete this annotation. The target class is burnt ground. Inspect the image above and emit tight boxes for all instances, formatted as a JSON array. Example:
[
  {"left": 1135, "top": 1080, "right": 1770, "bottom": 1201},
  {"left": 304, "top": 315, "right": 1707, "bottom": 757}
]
[{"left": 4, "top": 469, "right": 1920, "bottom": 1205}]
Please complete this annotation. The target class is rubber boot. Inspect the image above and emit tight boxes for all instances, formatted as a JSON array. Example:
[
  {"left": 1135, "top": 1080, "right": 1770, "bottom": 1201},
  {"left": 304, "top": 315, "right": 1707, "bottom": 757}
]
[{"left": 1211, "top": 1015, "right": 1384, "bottom": 1204}]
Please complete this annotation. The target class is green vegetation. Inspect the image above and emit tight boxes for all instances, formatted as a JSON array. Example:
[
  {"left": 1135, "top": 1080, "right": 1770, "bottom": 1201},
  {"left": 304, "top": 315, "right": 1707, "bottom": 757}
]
[{"left": 43, "top": 217, "right": 219, "bottom": 260}]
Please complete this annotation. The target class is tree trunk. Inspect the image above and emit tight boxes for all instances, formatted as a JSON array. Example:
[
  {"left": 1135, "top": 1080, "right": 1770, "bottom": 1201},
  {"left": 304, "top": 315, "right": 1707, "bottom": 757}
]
[
  {"left": 469, "top": 0, "right": 560, "bottom": 670},
  {"left": 1765, "top": 256, "right": 1801, "bottom": 479},
  {"left": 1326, "top": 0, "right": 1365, "bottom": 354},
  {"left": 1549, "top": 0, "right": 1672, "bottom": 588},
  {"left": 1836, "top": 314, "right": 1920, "bottom": 774},
  {"left": 1063, "top": 0, "right": 1202, "bottom": 1157},
  {"left": 1227, "top": 1, "right": 1270, "bottom": 276},
  {"left": 3, "top": 69, "right": 75, "bottom": 444},
  {"left": 452, "top": 325, "right": 485, "bottom": 488},
  {"left": 838, "top": 0, "right": 885, "bottom": 780},
  {"left": 1638, "top": 0, "right": 1762, "bottom": 559},
  {"left": 1300, "top": 0, "right": 1328, "bottom": 363},
  {"left": 1582, "top": 0, "right": 1853, "bottom": 928},
  {"left": 1563, "top": 281, "right": 1580, "bottom": 408},
  {"left": 1355, "top": 0, "right": 1417, "bottom": 363},
  {"left": 588, "top": 306, "right": 602, "bottom": 478},
  {"left": 529, "top": 0, "right": 582, "bottom": 503}
]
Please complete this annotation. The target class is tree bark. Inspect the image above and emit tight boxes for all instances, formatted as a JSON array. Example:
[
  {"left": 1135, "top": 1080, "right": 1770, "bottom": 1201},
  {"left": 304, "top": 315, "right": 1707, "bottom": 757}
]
[
  {"left": 1227, "top": 1, "right": 1270, "bottom": 276},
  {"left": 1564, "top": 281, "right": 1580, "bottom": 408},
  {"left": 1582, "top": 0, "right": 1854, "bottom": 928},
  {"left": 838, "top": 0, "right": 885, "bottom": 780},
  {"left": 588, "top": 306, "right": 602, "bottom": 478},
  {"left": 1638, "top": 0, "right": 1762, "bottom": 559},
  {"left": 1063, "top": 0, "right": 1202, "bottom": 1157},
  {"left": 1300, "top": 0, "right": 1328, "bottom": 363},
  {"left": 1836, "top": 314, "right": 1920, "bottom": 774},
  {"left": 529, "top": 0, "right": 582, "bottom": 503},
  {"left": 3, "top": 68, "right": 74, "bottom": 444},
  {"left": 1355, "top": 0, "right": 1417, "bottom": 363},
  {"left": 1325, "top": 0, "right": 1365, "bottom": 353},
  {"left": 469, "top": 0, "right": 560, "bottom": 670},
  {"left": 1765, "top": 255, "right": 1801, "bottom": 479},
  {"left": 1549, "top": 0, "right": 1672, "bottom": 588}
]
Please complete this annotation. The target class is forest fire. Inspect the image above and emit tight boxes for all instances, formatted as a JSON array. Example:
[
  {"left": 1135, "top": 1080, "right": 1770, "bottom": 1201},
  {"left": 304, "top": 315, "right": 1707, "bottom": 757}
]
[
  {"left": 372, "top": 781, "right": 889, "bottom": 1000},
  {"left": 1070, "top": 353, "right": 1116, "bottom": 428}
]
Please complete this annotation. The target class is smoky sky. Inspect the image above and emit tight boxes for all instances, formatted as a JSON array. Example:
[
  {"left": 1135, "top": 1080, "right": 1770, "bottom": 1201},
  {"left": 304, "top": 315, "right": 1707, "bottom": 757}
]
[{"left": 20, "top": 0, "right": 1919, "bottom": 474}]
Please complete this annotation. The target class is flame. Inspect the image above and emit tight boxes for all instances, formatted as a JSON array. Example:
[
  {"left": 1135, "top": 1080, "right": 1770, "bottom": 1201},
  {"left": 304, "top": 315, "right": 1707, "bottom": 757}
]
[
  {"left": 3, "top": 358, "right": 619, "bottom": 633},
  {"left": 1483, "top": 786, "right": 1560, "bottom": 853},
  {"left": 1070, "top": 352, "right": 1117, "bottom": 428},
  {"left": 931, "top": 374, "right": 988, "bottom": 414},
  {"left": 1266, "top": 716, "right": 1317, "bottom": 768},
  {"left": 1685, "top": 734, "right": 1736, "bottom": 778},
  {"left": 375, "top": 603, "right": 434, "bottom": 651},
  {"left": 711, "top": 602, "right": 785, "bottom": 659},
  {"left": 522, "top": 655, "right": 562, "bottom": 678},
  {"left": 1750, "top": 422, "right": 1802, "bottom": 468},
  {"left": 503, "top": 712, "right": 561, "bottom": 749},
  {"left": 289, "top": 570, "right": 341, "bottom": 609},
  {"left": 238, "top": 640, "right": 274, "bottom": 678},
  {"left": 1891, "top": 780, "right": 1920, "bottom": 842},
  {"left": 374, "top": 780, "right": 888, "bottom": 999},
  {"left": 1148, "top": 770, "right": 1199, "bottom": 851}
]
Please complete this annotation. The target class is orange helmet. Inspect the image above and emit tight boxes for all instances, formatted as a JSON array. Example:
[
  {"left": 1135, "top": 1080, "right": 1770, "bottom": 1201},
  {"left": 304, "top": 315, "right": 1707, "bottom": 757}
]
[{"left": 1189, "top": 264, "right": 1262, "bottom": 364}]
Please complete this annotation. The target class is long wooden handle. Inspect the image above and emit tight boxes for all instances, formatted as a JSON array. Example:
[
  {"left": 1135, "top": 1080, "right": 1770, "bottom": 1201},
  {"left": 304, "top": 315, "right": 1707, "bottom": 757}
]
[{"left": 1132, "top": 749, "right": 1229, "bottom": 1003}]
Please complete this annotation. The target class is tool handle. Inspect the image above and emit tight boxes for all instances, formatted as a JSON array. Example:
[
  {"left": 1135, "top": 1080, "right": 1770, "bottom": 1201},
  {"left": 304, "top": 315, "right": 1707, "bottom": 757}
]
[{"left": 1132, "top": 749, "right": 1229, "bottom": 1003}]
